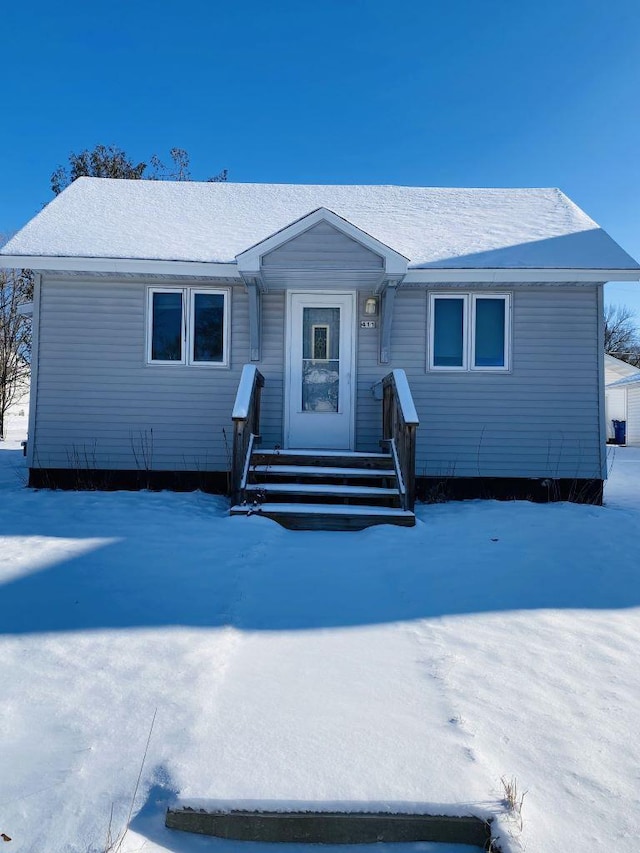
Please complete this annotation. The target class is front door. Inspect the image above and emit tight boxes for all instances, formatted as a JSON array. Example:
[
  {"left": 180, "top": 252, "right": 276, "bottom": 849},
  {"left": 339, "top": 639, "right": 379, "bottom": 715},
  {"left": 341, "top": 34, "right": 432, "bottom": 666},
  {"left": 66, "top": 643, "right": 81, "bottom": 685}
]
[{"left": 285, "top": 292, "right": 355, "bottom": 449}]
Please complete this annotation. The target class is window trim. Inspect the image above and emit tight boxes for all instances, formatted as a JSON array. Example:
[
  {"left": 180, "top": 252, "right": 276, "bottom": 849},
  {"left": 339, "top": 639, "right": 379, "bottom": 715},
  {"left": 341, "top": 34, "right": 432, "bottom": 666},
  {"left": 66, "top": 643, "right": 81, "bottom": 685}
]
[
  {"left": 428, "top": 291, "right": 512, "bottom": 372},
  {"left": 147, "top": 286, "right": 230, "bottom": 368}
]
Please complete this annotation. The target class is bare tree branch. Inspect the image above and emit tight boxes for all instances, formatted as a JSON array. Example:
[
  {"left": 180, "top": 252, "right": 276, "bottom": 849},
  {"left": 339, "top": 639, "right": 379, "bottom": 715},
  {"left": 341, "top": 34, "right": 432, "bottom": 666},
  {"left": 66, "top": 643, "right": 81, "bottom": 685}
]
[
  {"left": 0, "top": 266, "right": 31, "bottom": 439},
  {"left": 604, "top": 304, "right": 640, "bottom": 367}
]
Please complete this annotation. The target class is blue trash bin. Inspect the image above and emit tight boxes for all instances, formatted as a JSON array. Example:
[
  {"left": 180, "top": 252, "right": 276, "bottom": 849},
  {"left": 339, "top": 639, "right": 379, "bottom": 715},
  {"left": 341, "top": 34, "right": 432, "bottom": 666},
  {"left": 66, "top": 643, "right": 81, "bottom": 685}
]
[{"left": 612, "top": 420, "right": 626, "bottom": 444}]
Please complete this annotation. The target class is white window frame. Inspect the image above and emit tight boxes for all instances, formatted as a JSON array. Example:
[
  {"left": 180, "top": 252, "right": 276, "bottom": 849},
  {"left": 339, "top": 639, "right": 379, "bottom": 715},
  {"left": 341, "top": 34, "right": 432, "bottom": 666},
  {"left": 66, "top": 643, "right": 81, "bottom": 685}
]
[
  {"left": 428, "top": 293, "right": 469, "bottom": 371},
  {"left": 189, "top": 289, "right": 230, "bottom": 367},
  {"left": 470, "top": 293, "right": 511, "bottom": 372},
  {"left": 147, "top": 286, "right": 230, "bottom": 368},
  {"left": 428, "top": 292, "right": 511, "bottom": 372},
  {"left": 147, "top": 288, "right": 186, "bottom": 365}
]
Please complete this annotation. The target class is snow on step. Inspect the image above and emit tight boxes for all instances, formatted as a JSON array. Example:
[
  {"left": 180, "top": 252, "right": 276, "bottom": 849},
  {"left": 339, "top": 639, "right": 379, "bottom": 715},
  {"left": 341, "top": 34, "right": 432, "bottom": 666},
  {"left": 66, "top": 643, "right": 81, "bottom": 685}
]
[
  {"left": 257, "top": 449, "right": 390, "bottom": 459},
  {"left": 232, "top": 503, "right": 413, "bottom": 517},
  {"left": 174, "top": 618, "right": 478, "bottom": 824},
  {"left": 250, "top": 465, "right": 395, "bottom": 478},
  {"left": 244, "top": 483, "right": 399, "bottom": 497}
]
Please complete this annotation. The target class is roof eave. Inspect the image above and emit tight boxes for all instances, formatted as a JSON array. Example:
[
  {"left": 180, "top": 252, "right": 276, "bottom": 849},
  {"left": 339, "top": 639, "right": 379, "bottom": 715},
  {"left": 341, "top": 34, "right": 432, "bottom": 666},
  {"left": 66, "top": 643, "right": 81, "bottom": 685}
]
[
  {"left": 0, "top": 255, "right": 241, "bottom": 278},
  {"left": 606, "top": 377, "right": 640, "bottom": 389},
  {"left": 2, "top": 255, "right": 638, "bottom": 284},
  {"left": 403, "top": 268, "right": 640, "bottom": 283}
]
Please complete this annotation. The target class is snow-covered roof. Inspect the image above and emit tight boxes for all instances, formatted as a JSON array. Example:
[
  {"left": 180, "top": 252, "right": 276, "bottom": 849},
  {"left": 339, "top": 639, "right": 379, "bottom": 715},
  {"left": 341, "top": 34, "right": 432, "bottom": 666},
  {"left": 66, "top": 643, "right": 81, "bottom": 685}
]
[
  {"left": 2, "top": 178, "right": 638, "bottom": 271},
  {"left": 606, "top": 372, "right": 640, "bottom": 389},
  {"left": 604, "top": 354, "right": 640, "bottom": 381}
]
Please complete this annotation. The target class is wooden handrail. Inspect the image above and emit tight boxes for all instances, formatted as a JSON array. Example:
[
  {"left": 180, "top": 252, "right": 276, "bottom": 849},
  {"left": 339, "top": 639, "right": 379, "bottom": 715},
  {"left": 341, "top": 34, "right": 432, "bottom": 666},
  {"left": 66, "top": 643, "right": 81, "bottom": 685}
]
[
  {"left": 382, "top": 369, "right": 419, "bottom": 511},
  {"left": 231, "top": 365, "right": 265, "bottom": 504}
]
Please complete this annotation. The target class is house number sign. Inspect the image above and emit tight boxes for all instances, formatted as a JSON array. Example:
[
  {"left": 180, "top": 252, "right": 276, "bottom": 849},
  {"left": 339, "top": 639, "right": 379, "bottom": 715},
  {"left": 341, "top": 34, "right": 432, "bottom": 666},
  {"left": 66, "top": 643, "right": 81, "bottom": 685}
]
[{"left": 360, "top": 320, "right": 376, "bottom": 329}]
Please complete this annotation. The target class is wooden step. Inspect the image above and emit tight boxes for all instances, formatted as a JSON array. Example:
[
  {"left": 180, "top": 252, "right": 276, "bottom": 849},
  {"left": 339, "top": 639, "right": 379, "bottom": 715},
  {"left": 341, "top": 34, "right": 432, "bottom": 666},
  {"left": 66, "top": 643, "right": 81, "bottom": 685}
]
[
  {"left": 235, "top": 446, "right": 410, "bottom": 530},
  {"left": 244, "top": 482, "right": 402, "bottom": 507},
  {"left": 257, "top": 449, "right": 390, "bottom": 459},
  {"left": 252, "top": 450, "right": 394, "bottom": 470},
  {"left": 230, "top": 502, "right": 415, "bottom": 530},
  {"left": 249, "top": 465, "right": 396, "bottom": 479},
  {"left": 245, "top": 483, "right": 400, "bottom": 498}
]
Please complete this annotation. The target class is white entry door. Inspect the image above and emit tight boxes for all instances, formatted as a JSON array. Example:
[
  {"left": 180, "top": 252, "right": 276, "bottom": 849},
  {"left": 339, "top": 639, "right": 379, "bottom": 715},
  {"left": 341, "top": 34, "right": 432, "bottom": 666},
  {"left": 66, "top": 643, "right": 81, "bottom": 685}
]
[{"left": 285, "top": 292, "right": 356, "bottom": 449}]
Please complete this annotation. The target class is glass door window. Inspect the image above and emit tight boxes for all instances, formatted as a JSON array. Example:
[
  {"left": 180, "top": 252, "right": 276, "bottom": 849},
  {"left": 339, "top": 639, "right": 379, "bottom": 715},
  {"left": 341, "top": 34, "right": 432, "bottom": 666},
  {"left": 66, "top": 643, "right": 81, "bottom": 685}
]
[{"left": 302, "top": 307, "right": 341, "bottom": 413}]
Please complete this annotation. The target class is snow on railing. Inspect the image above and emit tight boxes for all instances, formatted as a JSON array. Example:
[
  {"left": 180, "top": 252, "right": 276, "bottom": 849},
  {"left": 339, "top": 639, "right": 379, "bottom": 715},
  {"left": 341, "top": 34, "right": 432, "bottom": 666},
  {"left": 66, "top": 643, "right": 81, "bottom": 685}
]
[
  {"left": 389, "top": 369, "right": 419, "bottom": 426},
  {"left": 233, "top": 364, "right": 260, "bottom": 420},
  {"left": 231, "top": 365, "right": 265, "bottom": 504},
  {"left": 382, "top": 370, "right": 419, "bottom": 511}
]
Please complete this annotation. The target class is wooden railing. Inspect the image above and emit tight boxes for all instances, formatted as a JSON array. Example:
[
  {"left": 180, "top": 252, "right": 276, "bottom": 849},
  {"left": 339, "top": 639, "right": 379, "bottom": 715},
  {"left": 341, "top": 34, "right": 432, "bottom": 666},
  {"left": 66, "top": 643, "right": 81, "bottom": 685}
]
[
  {"left": 231, "top": 365, "right": 265, "bottom": 504},
  {"left": 382, "top": 369, "right": 419, "bottom": 511}
]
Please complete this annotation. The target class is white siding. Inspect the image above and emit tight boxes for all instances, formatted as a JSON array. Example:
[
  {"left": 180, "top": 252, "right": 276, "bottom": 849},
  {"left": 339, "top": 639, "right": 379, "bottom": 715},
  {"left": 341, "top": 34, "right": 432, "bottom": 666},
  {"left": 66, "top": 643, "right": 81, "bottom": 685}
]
[{"left": 626, "top": 386, "right": 640, "bottom": 445}]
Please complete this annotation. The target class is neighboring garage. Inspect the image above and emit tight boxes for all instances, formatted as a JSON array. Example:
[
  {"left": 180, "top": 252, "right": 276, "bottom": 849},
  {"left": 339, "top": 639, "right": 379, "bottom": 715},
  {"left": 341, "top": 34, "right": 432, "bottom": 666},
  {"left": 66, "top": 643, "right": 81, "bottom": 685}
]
[
  {"left": 604, "top": 354, "right": 640, "bottom": 443},
  {"left": 606, "top": 373, "right": 640, "bottom": 446}
]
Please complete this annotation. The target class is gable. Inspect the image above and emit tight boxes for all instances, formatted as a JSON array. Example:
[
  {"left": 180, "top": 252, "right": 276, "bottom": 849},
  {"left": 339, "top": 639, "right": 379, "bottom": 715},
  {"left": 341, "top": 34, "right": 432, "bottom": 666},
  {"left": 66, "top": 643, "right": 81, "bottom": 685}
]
[{"left": 261, "top": 220, "right": 384, "bottom": 270}]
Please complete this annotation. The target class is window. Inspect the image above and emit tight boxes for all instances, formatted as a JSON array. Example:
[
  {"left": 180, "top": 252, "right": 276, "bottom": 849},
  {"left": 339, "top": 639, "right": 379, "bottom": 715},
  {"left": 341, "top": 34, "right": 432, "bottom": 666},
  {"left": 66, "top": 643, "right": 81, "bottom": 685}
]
[
  {"left": 311, "top": 324, "right": 330, "bottom": 360},
  {"left": 432, "top": 295, "right": 465, "bottom": 368},
  {"left": 150, "top": 290, "right": 184, "bottom": 362},
  {"left": 147, "top": 287, "right": 229, "bottom": 366},
  {"left": 191, "top": 291, "right": 226, "bottom": 363},
  {"left": 472, "top": 295, "right": 507, "bottom": 368},
  {"left": 428, "top": 292, "right": 510, "bottom": 371}
]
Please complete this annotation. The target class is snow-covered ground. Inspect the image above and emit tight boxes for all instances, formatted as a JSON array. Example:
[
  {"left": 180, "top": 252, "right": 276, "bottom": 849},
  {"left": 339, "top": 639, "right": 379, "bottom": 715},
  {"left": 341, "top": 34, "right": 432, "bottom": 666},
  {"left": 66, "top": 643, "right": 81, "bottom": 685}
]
[{"left": 1, "top": 411, "right": 639, "bottom": 853}]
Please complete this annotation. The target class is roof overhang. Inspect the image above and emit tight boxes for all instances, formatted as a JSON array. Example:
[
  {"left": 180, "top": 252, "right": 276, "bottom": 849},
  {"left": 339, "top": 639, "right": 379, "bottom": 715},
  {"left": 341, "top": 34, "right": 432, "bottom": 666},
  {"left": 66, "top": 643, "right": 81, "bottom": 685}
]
[
  {"left": 2, "top": 256, "right": 638, "bottom": 285},
  {"left": 606, "top": 377, "right": 640, "bottom": 389},
  {"left": 0, "top": 255, "right": 241, "bottom": 279},
  {"left": 235, "top": 207, "right": 409, "bottom": 277},
  {"left": 403, "top": 268, "right": 640, "bottom": 284}
]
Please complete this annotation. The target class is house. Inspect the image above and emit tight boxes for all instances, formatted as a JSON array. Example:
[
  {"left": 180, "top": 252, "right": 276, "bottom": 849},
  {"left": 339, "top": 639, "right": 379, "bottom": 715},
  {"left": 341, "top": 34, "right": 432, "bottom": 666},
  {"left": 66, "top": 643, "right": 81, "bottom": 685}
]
[
  {"left": 2, "top": 179, "right": 639, "bottom": 528},
  {"left": 604, "top": 354, "right": 640, "bottom": 442}
]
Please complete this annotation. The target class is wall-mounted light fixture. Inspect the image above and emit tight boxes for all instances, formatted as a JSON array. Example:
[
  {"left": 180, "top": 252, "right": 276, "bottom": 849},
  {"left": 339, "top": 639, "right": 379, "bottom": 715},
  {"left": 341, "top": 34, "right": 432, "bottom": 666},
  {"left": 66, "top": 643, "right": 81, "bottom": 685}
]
[{"left": 364, "top": 296, "right": 378, "bottom": 316}]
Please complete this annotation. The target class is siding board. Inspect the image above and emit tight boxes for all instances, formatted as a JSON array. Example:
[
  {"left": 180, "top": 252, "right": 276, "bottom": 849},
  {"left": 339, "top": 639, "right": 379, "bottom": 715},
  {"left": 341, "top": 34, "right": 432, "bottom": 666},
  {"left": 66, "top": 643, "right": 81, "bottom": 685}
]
[{"left": 262, "top": 221, "right": 384, "bottom": 269}]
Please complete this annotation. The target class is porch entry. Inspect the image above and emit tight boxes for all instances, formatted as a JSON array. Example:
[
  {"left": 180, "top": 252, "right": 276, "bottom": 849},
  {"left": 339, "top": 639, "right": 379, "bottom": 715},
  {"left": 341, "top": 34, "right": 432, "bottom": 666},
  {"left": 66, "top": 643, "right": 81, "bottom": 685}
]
[{"left": 285, "top": 292, "right": 356, "bottom": 449}]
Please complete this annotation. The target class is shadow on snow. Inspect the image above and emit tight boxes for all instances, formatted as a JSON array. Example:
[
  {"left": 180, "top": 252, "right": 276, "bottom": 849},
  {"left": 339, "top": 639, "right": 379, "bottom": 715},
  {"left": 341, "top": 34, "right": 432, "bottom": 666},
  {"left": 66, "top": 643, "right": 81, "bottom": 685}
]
[{"left": 1, "top": 475, "right": 639, "bottom": 635}]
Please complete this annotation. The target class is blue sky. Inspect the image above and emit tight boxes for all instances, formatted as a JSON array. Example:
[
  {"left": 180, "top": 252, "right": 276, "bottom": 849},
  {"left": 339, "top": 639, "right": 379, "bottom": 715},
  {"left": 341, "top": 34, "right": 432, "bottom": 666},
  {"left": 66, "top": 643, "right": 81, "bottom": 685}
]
[{"left": 2, "top": 0, "right": 639, "bottom": 309}]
